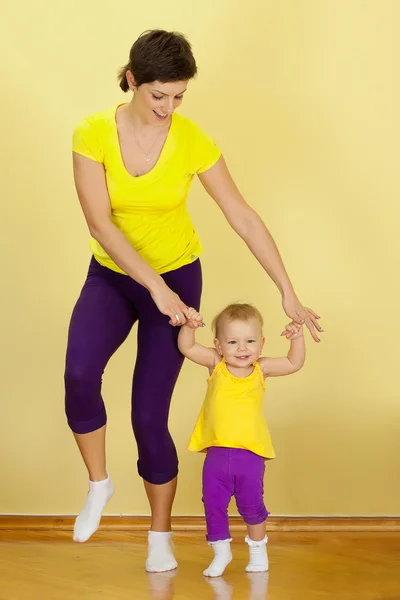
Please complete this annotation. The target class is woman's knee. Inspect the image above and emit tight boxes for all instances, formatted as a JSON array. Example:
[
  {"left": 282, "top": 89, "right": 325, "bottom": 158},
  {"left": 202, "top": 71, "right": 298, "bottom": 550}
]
[
  {"left": 137, "top": 438, "right": 178, "bottom": 484},
  {"left": 64, "top": 363, "right": 101, "bottom": 399},
  {"left": 64, "top": 362, "right": 106, "bottom": 433}
]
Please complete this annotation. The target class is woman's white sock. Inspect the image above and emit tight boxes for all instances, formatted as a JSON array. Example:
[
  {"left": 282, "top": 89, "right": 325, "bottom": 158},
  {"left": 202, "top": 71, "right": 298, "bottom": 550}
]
[
  {"left": 146, "top": 531, "right": 178, "bottom": 573},
  {"left": 73, "top": 474, "right": 114, "bottom": 543},
  {"left": 203, "top": 539, "right": 233, "bottom": 577}
]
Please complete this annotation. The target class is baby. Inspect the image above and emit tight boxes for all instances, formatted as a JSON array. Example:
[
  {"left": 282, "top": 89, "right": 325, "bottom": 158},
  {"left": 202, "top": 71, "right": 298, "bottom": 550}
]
[{"left": 178, "top": 303, "right": 306, "bottom": 577}]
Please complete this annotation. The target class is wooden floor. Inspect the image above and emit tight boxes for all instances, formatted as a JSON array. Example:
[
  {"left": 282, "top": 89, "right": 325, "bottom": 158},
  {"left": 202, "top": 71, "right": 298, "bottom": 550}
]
[{"left": 0, "top": 530, "right": 399, "bottom": 599}]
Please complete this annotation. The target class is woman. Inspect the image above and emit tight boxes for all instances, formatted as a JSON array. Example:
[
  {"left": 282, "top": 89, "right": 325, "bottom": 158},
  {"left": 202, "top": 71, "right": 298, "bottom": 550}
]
[{"left": 65, "top": 29, "right": 322, "bottom": 572}]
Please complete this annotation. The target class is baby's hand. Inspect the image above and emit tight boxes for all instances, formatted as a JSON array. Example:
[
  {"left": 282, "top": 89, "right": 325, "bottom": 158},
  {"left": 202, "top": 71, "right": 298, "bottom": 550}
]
[
  {"left": 185, "top": 307, "right": 205, "bottom": 329},
  {"left": 281, "top": 321, "right": 304, "bottom": 340}
]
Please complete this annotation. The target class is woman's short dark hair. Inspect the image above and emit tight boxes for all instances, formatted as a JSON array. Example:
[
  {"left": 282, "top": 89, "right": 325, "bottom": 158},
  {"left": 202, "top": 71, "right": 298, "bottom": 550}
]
[{"left": 118, "top": 30, "right": 197, "bottom": 92}]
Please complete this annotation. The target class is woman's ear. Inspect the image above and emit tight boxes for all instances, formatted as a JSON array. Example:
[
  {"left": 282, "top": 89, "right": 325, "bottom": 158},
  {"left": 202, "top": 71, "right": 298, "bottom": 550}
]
[{"left": 126, "top": 70, "right": 136, "bottom": 91}]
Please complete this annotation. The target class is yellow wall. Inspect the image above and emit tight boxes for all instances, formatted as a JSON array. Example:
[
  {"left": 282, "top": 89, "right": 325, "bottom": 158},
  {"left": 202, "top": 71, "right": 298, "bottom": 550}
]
[{"left": 1, "top": 0, "right": 398, "bottom": 516}]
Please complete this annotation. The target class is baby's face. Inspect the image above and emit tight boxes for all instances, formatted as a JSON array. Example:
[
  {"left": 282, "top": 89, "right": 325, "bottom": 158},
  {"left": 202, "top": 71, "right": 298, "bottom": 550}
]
[{"left": 214, "top": 318, "right": 265, "bottom": 369}]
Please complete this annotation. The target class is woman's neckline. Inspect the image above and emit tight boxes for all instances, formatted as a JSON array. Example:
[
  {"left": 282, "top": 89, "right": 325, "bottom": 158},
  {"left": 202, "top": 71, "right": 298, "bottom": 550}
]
[{"left": 113, "top": 102, "right": 175, "bottom": 181}]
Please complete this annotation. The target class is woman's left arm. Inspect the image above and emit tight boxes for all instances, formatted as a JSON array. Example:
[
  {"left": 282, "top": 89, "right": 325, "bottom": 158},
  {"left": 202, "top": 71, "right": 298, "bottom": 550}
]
[{"left": 198, "top": 157, "right": 323, "bottom": 342}]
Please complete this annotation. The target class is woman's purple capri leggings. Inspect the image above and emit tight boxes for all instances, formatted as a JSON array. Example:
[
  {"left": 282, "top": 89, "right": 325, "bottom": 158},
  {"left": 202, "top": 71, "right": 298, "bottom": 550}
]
[{"left": 64, "top": 257, "right": 202, "bottom": 485}]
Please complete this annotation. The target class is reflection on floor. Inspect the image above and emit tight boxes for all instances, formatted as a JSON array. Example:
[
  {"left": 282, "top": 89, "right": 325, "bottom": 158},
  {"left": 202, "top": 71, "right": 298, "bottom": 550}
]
[{"left": 0, "top": 530, "right": 399, "bottom": 599}]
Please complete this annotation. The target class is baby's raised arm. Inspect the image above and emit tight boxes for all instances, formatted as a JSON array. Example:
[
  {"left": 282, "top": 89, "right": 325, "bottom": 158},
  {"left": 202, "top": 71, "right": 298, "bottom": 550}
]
[
  {"left": 259, "top": 322, "right": 306, "bottom": 377},
  {"left": 178, "top": 308, "right": 219, "bottom": 369}
]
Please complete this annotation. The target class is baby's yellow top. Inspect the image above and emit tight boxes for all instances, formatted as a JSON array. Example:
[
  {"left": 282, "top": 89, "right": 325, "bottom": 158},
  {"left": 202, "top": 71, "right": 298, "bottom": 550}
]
[{"left": 188, "top": 359, "right": 275, "bottom": 459}]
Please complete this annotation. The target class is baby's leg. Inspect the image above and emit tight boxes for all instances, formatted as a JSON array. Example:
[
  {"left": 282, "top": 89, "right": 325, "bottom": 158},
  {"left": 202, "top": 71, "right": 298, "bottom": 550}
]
[
  {"left": 202, "top": 448, "right": 233, "bottom": 577},
  {"left": 247, "top": 522, "right": 267, "bottom": 542},
  {"left": 234, "top": 450, "right": 269, "bottom": 572}
]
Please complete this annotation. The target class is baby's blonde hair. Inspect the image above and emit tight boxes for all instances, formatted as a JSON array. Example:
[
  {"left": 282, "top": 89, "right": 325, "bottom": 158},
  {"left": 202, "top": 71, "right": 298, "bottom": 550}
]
[{"left": 212, "top": 303, "right": 264, "bottom": 338}]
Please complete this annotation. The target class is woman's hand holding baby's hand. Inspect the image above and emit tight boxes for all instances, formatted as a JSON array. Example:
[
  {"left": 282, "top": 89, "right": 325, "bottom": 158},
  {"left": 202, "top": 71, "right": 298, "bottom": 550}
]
[
  {"left": 281, "top": 321, "right": 304, "bottom": 340},
  {"left": 185, "top": 307, "right": 205, "bottom": 329}
]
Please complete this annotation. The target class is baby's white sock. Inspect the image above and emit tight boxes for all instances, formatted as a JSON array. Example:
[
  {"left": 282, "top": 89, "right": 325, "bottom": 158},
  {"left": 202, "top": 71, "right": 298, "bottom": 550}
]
[
  {"left": 73, "top": 473, "right": 114, "bottom": 543},
  {"left": 203, "top": 539, "right": 232, "bottom": 577},
  {"left": 245, "top": 535, "right": 269, "bottom": 572},
  {"left": 247, "top": 572, "right": 270, "bottom": 599},
  {"left": 205, "top": 577, "right": 233, "bottom": 599},
  {"left": 146, "top": 531, "right": 178, "bottom": 573}
]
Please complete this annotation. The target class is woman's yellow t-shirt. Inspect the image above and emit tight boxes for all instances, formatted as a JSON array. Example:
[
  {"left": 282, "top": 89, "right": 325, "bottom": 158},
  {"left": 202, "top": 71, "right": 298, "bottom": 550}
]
[
  {"left": 72, "top": 104, "right": 221, "bottom": 275},
  {"left": 188, "top": 360, "right": 275, "bottom": 459}
]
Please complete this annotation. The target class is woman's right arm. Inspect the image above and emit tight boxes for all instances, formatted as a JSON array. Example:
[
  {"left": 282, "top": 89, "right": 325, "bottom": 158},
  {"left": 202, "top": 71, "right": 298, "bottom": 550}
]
[{"left": 73, "top": 153, "right": 189, "bottom": 325}]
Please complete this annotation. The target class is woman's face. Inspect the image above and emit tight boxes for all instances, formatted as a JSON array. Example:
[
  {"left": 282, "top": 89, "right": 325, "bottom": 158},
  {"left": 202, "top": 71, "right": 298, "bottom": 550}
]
[{"left": 128, "top": 73, "right": 188, "bottom": 126}]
